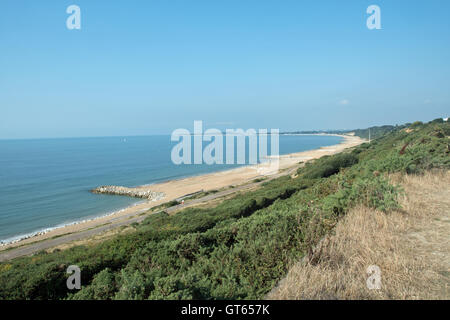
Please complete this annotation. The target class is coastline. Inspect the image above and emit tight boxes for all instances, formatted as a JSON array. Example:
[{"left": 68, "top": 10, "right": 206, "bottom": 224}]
[{"left": 0, "top": 134, "right": 365, "bottom": 251}]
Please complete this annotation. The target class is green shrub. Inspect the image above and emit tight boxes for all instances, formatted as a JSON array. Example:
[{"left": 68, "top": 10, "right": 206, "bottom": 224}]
[
  {"left": 429, "top": 118, "right": 444, "bottom": 124},
  {"left": 300, "top": 153, "right": 358, "bottom": 179},
  {"left": 410, "top": 121, "right": 423, "bottom": 128},
  {"left": 71, "top": 268, "right": 117, "bottom": 300},
  {"left": 346, "top": 176, "right": 401, "bottom": 212}
]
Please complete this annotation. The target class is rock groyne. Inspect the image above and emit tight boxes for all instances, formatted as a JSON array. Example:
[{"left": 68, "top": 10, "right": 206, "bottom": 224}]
[{"left": 91, "top": 186, "right": 165, "bottom": 201}]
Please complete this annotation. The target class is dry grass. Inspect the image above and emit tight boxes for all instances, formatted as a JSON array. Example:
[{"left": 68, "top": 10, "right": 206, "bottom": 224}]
[{"left": 268, "top": 171, "right": 450, "bottom": 300}]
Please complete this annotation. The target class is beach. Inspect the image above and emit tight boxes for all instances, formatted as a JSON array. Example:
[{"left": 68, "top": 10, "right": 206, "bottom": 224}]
[{"left": 0, "top": 134, "right": 364, "bottom": 252}]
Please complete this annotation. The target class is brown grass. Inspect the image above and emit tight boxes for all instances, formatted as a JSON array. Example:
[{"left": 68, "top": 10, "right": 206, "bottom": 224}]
[{"left": 267, "top": 171, "right": 450, "bottom": 300}]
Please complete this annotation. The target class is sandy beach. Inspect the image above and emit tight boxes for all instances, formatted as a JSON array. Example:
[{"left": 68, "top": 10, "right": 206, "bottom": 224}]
[{"left": 0, "top": 134, "right": 364, "bottom": 252}]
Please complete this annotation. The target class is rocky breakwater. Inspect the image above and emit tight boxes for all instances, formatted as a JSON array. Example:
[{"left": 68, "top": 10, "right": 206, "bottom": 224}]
[{"left": 91, "top": 186, "right": 165, "bottom": 201}]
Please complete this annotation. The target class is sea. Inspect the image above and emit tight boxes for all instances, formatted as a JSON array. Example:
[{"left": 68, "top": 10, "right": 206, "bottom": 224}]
[{"left": 0, "top": 134, "right": 343, "bottom": 244}]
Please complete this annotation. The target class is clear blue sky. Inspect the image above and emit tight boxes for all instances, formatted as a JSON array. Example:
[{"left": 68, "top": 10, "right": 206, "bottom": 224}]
[{"left": 1, "top": 0, "right": 449, "bottom": 139}]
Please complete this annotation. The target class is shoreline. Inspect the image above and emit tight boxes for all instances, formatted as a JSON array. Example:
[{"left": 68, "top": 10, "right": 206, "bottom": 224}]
[
  {"left": 0, "top": 200, "right": 147, "bottom": 246},
  {"left": 0, "top": 134, "right": 365, "bottom": 251}
]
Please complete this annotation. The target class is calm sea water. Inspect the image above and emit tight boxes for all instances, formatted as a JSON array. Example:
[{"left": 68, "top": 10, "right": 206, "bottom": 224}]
[{"left": 0, "top": 135, "right": 342, "bottom": 243}]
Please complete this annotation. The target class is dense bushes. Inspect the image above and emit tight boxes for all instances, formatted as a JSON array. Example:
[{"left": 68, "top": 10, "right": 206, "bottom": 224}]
[
  {"left": 0, "top": 120, "right": 448, "bottom": 300},
  {"left": 299, "top": 152, "right": 358, "bottom": 179},
  {"left": 0, "top": 171, "right": 308, "bottom": 300},
  {"left": 322, "top": 176, "right": 401, "bottom": 214}
]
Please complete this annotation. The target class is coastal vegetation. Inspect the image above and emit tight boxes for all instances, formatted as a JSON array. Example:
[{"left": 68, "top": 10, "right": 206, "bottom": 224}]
[
  {"left": 0, "top": 120, "right": 448, "bottom": 300},
  {"left": 268, "top": 171, "right": 449, "bottom": 299}
]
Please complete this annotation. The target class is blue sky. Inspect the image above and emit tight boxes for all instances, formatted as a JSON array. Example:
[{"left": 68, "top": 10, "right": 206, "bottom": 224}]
[{"left": 1, "top": 0, "right": 449, "bottom": 139}]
